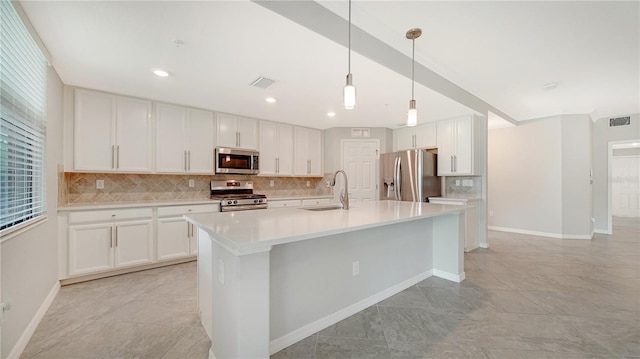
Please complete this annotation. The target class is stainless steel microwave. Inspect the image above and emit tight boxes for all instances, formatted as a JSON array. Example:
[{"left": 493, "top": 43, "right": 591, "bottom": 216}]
[{"left": 215, "top": 148, "right": 259, "bottom": 175}]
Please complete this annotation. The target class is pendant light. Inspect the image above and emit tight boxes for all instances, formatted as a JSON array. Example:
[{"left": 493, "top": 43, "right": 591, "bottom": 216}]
[
  {"left": 406, "top": 28, "right": 422, "bottom": 127},
  {"left": 343, "top": 0, "right": 356, "bottom": 110}
]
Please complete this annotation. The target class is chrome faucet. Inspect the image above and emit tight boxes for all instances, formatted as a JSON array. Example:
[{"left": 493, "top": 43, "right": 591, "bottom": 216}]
[{"left": 330, "top": 170, "right": 349, "bottom": 209}]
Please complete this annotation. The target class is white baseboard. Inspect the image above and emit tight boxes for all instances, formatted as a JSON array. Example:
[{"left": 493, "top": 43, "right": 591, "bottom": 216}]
[
  {"left": 479, "top": 243, "right": 489, "bottom": 248},
  {"left": 594, "top": 228, "right": 612, "bottom": 235},
  {"left": 433, "top": 269, "right": 465, "bottom": 283},
  {"left": 7, "top": 281, "right": 60, "bottom": 359},
  {"left": 488, "top": 226, "right": 592, "bottom": 240},
  {"left": 269, "top": 269, "right": 433, "bottom": 355}
]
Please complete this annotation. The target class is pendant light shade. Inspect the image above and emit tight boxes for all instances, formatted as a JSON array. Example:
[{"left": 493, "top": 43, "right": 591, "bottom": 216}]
[
  {"left": 343, "top": 0, "right": 356, "bottom": 110},
  {"left": 406, "top": 28, "right": 422, "bottom": 127}
]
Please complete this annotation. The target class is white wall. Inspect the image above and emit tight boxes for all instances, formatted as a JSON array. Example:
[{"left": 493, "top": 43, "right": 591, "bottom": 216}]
[
  {"left": 1, "top": 67, "right": 63, "bottom": 358},
  {"left": 592, "top": 113, "right": 640, "bottom": 232},
  {"left": 323, "top": 127, "right": 393, "bottom": 173},
  {"left": 561, "top": 115, "right": 593, "bottom": 236},
  {"left": 488, "top": 117, "right": 563, "bottom": 235}
]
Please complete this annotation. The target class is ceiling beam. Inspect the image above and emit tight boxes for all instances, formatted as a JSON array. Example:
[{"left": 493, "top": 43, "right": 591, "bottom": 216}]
[{"left": 253, "top": 0, "right": 518, "bottom": 126}]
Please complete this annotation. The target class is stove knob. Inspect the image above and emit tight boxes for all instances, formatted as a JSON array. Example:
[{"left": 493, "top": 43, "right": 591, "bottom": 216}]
[
  {"left": 227, "top": 201, "right": 233, "bottom": 205},
  {"left": 258, "top": 199, "right": 264, "bottom": 203},
  {"left": 233, "top": 200, "right": 238, "bottom": 204},
  {"left": 254, "top": 199, "right": 259, "bottom": 204}
]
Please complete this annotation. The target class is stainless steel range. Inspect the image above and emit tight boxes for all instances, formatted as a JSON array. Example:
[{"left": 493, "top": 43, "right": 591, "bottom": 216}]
[{"left": 210, "top": 180, "right": 267, "bottom": 212}]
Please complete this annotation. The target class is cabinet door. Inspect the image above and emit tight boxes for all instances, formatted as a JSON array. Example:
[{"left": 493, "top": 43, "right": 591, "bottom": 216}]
[
  {"left": 216, "top": 114, "right": 237, "bottom": 148},
  {"left": 115, "top": 97, "right": 152, "bottom": 172},
  {"left": 68, "top": 223, "right": 114, "bottom": 276},
  {"left": 395, "top": 127, "right": 415, "bottom": 151},
  {"left": 415, "top": 122, "right": 437, "bottom": 149},
  {"left": 190, "top": 224, "right": 198, "bottom": 255},
  {"left": 437, "top": 119, "right": 456, "bottom": 175},
  {"left": 259, "top": 121, "right": 278, "bottom": 175},
  {"left": 293, "top": 127, "right": 308, "bottom": 175},
  {"left": 156, "top": 103, "right": 187, "bottom": 173},
  {"left": 277, "top": 123, "right": 294, "bottom": 175},
  {"left": 236, "top": 116, "right": 258, "bottom": 150},
  {"left": 157, "top": 217, "right": 191, "bottom": 261},
  {"left": 114, "top": 220, "right": 153, "bottom": 268},
  {"left": 307, "top": 128, "right": 322, "bottom": 176},
  {"left": 454, "top": 116, "right": 473, "bottom": 175},
  {"left": 74, "top": 89, "right": 116, "bottom": 171},
  {"left": 187, "top": 108, "right": 214, "bottom": 173}
]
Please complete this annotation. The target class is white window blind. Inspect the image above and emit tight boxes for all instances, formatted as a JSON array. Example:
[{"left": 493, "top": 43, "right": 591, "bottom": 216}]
[{"left": 1, "top": 0, "right": 48, "bottom": 233}]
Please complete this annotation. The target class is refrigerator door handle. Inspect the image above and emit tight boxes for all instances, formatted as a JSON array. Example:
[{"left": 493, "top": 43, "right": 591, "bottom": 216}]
[{"left": 395, "top": 156, "right": 402, "bottom": 200}]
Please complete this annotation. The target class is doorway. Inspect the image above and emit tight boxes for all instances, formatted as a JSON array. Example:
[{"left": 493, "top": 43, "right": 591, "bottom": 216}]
[
  {"left": 341, "top": 140, "right": 380, "bottom": 206},
  {"left": 608, "top": 139, "right": 640, "bottom": 232}
]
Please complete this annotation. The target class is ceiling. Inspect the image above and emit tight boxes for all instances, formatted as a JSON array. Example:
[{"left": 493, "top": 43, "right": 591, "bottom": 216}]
[{"left": 20, "top": 1, "right": 639, "bottom": 130}]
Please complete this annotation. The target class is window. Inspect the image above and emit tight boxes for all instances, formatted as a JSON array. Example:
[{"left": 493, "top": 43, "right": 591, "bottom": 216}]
[{"left": 1, "top": 1, "right": 48, "bottom": 234}]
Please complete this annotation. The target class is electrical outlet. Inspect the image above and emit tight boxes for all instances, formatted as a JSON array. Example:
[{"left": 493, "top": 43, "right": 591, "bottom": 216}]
[
  {"left": 218, "top": 259, "right": 225, "bottom": 285},
  {"left": 306, "top": 180, "right": 310, "bottom": 187},
  {"left": 96, "top": 180, "right": 104, "bottom": 189},
  {"left": 352, "top": 261, "right": 359, "bottom": 276},
  {"left": 455, "top": 180, "right": 461, "bottom": 186},
  {"left": 269, "top": 180, "right": 275, "bottom": 187},
  {"left": 188, "top": 179, "right": 195, "bottom": 188},
  {"left": 489, "top": 210, "right": 494, "bottom": 217}
]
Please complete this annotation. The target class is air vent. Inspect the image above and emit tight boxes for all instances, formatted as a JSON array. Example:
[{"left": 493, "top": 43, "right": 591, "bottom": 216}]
[
  {"left": 249, "top": 76, "right": 275, "bottom": 89},
  {"left": 351, "top": 128, "right": 370, "bottom": 138},
  {"left": 610, "top": 116, "right": 631, "bottom": 127}
]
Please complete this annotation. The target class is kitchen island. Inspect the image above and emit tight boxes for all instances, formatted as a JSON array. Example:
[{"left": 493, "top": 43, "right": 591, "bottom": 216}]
[{"left": 185, "top": 200, "right": 469, "bottom": 359}]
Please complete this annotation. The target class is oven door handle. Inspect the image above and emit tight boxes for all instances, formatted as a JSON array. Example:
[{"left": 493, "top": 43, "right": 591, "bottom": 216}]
[{"left": 221, "top": 204, "right": 268, "bottom": 212}]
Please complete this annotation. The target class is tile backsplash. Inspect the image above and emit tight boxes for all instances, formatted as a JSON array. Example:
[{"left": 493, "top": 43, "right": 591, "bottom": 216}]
[
  {"left": 444, "top": 176, "right": 482, "bottom": 198},
  {"left": 62, "top": 172, "right": 333, "bottom": 205}
]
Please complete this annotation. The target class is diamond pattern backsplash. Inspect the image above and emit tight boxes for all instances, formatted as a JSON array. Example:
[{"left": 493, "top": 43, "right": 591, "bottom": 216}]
[{"left": 62, "top": 172, "right": 333, "bottom": 205}]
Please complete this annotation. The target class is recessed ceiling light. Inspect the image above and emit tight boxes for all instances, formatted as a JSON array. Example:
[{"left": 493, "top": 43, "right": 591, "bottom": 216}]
[
  {"left": 327, "top": 112, "right": 336, "bottom": 117},
  {"left": 265, "top": 97, "right": 276, "bottom": 104},
  {"left": 152, "top": 69, "right": 170, "bottom": 77},
  {"left": 542, "top": 82, "right": 558, "bottom": 90}
]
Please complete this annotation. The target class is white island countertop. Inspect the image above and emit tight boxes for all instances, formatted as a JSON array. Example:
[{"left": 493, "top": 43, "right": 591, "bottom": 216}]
[{"left": 185, "top": 200, "right": 469, "bottom": 255}]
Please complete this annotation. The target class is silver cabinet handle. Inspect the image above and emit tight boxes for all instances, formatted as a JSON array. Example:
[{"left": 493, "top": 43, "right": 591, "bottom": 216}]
[
  {"left": 275, "top": 158, "right": 279, "bottom": 173},
  {"left": 307, "top": 160, "right": 311, "bottom": 174},
  {"left": 451, "top": 155, "right": 454, "bottom": 173},
  {"left": 111, "top": 145, "right": 115, "bottom": 169},
  {"left": 236, "top": 131, "right": 240, "bottom": 147},
  {"left": 454, "top": 155, "right": 457, "bottom": 172},
  {"left": 109, "top": 227, "right": 113, "bottom": 248},
  {"left": 188, "top": 150, "right": 191, "bottom": 171},
  {"left": 184, "top": 150, "right": 188, "bottom": 171},
  {"left": 116, "top": 145, "right": 120, "bottom": 169},
  {"left": 115, "top": 226, "right": 118, "bottom": 247}
]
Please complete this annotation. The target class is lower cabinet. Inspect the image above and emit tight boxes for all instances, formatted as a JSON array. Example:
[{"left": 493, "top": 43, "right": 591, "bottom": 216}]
[
  {"left": 428, "top": 198, "right": 479, "bottom": 252},
  {"left": 68, "top": 209, "right": 153, "bottom": 276},
  {"left": 156, "top": 204, "right": 219, "bottom": 261}
]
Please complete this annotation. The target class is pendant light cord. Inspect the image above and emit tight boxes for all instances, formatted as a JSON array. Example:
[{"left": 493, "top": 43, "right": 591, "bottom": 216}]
[
  {"left": 411, "top": 38, "right": 415, "bottom": 101},
  {"left": 348, "top": 0, "right": 352, "bottom": 74}
]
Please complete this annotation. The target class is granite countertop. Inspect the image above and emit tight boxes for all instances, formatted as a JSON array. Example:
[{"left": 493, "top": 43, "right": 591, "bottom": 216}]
[{"left": 185, "top": 200, "right": 470, "bottom": 255}]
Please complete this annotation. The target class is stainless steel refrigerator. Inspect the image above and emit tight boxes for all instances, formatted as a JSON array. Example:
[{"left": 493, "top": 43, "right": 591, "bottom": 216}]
[{"left": 380, "top": 149, "right": 441, "bottom": 202}]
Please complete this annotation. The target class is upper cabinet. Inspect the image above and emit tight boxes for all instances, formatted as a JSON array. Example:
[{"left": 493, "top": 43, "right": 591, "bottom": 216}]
[
  {"left": 437, "top": 115, "right": 475, "bottom": 176},
  {"left": 155, "top": 103, "right": 214, "bottom": 174},
  {"left": 293, "top": 126, "right": 322, "bottom": 176},
  {"left": 260, "top": 121, "right": 293, "bottom": 176},
  {"left": 74, "top": 89, "right": 152, "bottom": 172},
  {"left": 394, "top": 123, "right": 437, "bottom": 151},
  {"left": 216, "top": 113, "right": 258, "bottom": 150}
]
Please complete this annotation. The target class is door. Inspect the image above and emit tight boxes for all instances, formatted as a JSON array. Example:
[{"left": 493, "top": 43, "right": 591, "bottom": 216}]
[
  {"left": 414, "top": 122, "right": 437, "bottom": 149},
  {"left": 259, "top": 121, "right": 278, "bottom": 175},
  {"left": 612, "top": 155, "right": 640, "bottom": 217},
  {"left": 157, "top": 217, "right": 191, "bottom": 260},
  {"left": 236, "top": 117, "right": 258, "bottom": 150},
  {"left": 454, "top": 116, "right": 473, "bottom": 174},
  {"left": 115, "top": 97, "right": 152, "bottom": 172},
  {"left": 74, "top": 89, "right": 116, "bottom": 171},
  {"left": 342, "top": 140, "right": 379, "bottom": 205},
  {"left": 437, "top": 118, "right": 456, "bottom": 175},
  {"left": 216, "top": 114, "right": 237, "bottom": 148},
  {"left": 277, "top": 124, "right": 294, "bottom": 175},
  {"left": 187, "top": 108, "right": 214, "bottom": 173},
  {"left": 68, "top": 223, "right": 114, "bottom": 276},
  {"left": 397, "top": 149, "right": 422, "bottom": 202},
  {"left": 293, "top": 127, "right": 309, "bottom": 175},
  {"left": 307, "top": 128, "right": 322, "bottom": 175},
  {"left": 114, "top": 220, "right": 153, "bottom": 268},
  {"left": 395, "top": 127, "right": 415, "bottom": 151},
  {"left": 155, "top": 103, "right": 187, "bottom": 173}
]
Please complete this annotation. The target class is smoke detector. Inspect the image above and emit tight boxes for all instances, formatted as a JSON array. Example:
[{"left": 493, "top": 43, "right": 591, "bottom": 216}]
[{"left": 249, "top": 76, "right": 276, "bottom": 89}]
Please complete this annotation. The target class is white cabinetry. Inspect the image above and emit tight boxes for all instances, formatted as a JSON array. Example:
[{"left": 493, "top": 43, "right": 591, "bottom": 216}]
[
  {"left": 216, "top": 113, "right": 258, "bottom": 150},
  {"left": 156, "top": 204, "right": 219, "bottom": 260},
  {"left": 74, "top": 89, "right": 152, "bottom": 172},
  {"left": 302, "top": 198, "right": 331, "bottom": 206},
  {"left": 395, "top": 123, "right": 436, "bottom": 151},
  {"left": 260, "top": 121, "right": 293, "bottom": 175},
  {"left": 437, "top": 115, "right": 475, "bottom": 175},
  {"left": 155, "top": 103, "right": 214, "bottom": 173},
  {"left": 293, "top": 126, "right": 322, "bottom": 176},
  {"left": 428, "top": 197, "right": 479, "bottom": 252},
  {"left": 67, "top": 208, "right": 153, "bottom": 276},
  {"left": 268, "top": 199, "right": 301, "bottom": 208}
]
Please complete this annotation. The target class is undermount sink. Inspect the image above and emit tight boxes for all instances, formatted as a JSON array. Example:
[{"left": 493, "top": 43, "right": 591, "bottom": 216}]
[{"left": 300, "top": 204, "right": 344, "bottom": 211}]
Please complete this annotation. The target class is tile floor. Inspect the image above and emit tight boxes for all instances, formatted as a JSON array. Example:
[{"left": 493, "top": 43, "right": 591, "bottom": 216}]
[{"left": 21, "top": 217, "right": 639, "bottom": 359}]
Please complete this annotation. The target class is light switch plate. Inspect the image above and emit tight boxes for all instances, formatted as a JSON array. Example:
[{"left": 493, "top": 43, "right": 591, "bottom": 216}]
[
  {"left": 188, "top": 179, "right": 195, "bottom": 188},
  {"left": 269, "top": 180, "right": 275, "bottom": 187},
  {"left": 96, "top": 180, "right": 104, "bottom": 189}
]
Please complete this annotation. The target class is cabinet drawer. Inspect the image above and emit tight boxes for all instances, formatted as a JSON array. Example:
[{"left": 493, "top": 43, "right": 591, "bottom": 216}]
[
  {"left": 69, "top": 208, "right": 153, "bottom": 224},
  {"left": 157, "top": 204, "right": 219, "bottom": 217},
  {"left": 268, "top": 200, "right": 301, "bottom": 208},
  {"left": 301, "top": 198, "right": 331, "bottom": 206}
]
